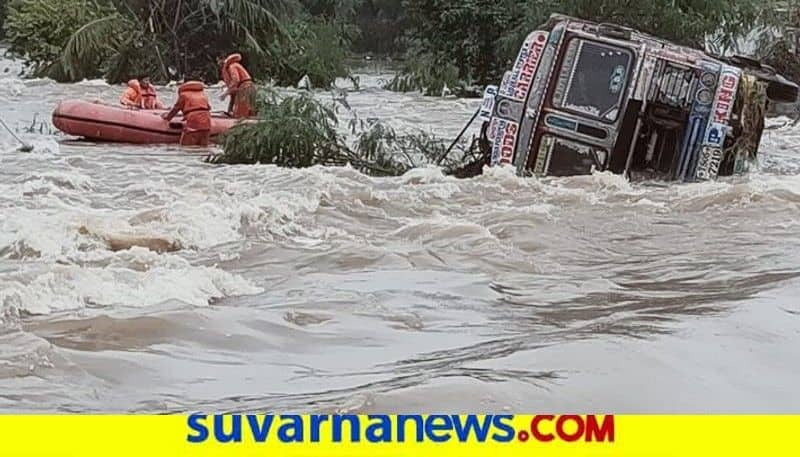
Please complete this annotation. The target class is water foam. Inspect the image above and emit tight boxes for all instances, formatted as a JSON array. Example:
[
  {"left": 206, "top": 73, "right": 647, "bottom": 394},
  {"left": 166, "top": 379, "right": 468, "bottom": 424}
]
[
  {"left": 76, "top": 79, "right": 110, "bottom": 87},
  {"left": 0, "top": 250, "right": 263, "bottom": 315}
]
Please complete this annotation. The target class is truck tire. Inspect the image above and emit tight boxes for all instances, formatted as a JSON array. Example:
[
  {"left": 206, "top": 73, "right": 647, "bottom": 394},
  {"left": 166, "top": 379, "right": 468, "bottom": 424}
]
[
  {"left": 727, "top": 55, "right": 799, "bottom": 104},
  {"left": 763, "top": 73, "right": 799, "bottom": 104}
]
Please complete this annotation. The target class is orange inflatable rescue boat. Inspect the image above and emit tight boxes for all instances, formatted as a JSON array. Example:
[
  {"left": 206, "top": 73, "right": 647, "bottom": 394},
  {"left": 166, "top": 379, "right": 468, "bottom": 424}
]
[{"left": 52, "top": 99, "right": 245, "bottom": 144}]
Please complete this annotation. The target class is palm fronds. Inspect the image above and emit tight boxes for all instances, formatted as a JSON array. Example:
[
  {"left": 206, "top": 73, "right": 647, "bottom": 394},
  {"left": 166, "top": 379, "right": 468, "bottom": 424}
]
[
  {"left": 62, "top": 13, "right": 132, "bottom": 80},
  {"left": 217, "top": 0, "right": 284, "bottom": 32}
]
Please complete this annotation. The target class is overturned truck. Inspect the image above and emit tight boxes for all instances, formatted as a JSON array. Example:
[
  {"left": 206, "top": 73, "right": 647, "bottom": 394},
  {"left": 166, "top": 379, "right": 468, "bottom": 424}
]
[{"left": 479, "top": 14, "right": 800, "bottom": 181}]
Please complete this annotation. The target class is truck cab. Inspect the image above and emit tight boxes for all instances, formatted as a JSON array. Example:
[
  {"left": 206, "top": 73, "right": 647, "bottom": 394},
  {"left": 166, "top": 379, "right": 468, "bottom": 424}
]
[{"left": 479, "top": 14, "right": 800, "bottom": 181}]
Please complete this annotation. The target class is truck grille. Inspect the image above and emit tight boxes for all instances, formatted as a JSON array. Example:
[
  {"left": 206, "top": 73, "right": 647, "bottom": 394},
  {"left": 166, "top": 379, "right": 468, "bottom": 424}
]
[{"left": 648, "top": 60, "right": 696, "bottom": 108}]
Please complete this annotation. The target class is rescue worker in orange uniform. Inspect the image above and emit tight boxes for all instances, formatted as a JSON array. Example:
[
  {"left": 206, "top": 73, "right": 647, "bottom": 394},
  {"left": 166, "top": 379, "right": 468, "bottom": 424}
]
[
  {"left": 139, "top": 77, "right": 164, "bottom": 110},
  {"left": 161, "top": 80, "right": 212, "bottom": 147},
  {"left": 220, "top": 53, "right": 256, "bottom": 118},
  {"left": 120, "top": 79, "right": 142, "bottom": 108},
  {"left": 120, "top": 77, "right": 164, "bottom": 109}
]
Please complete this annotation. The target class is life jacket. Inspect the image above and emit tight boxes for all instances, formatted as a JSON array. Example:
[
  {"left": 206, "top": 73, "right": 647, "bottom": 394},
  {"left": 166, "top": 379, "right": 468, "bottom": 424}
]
[
  {"left": 140, "top": 84, "right": 162, "bottom": 109},
  {"left": 221, "top": 53, "right": 253, "bottom": 89},
  {"left": 177, "top": 81, "right": 211, "bottom": 131},
  {"left": 120, "top": 79, "right": 142, "bottom": 107}
]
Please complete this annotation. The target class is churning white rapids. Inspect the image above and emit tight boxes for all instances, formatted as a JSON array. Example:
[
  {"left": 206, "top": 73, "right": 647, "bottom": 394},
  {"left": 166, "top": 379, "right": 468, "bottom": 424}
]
[{"left": 2, "top": 55, "right": 800, "bottom": 413}]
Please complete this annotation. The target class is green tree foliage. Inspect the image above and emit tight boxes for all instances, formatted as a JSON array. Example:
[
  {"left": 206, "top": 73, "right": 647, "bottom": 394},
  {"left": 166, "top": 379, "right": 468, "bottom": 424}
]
[
  {"left": 762, "top": 3, "right": 800, "bottom": 84},
  {"left": 0, "top": 0, "right": 9, "bottom": 38},
  {"left": 391, "top": 0, "right": 517, "bottom": 96},
  {"left": 5, "top": 0, "right": 790, "bottom": 96},
  {"left": 352, "top": 0, "right": 404, "bottom": 55},
  {"left": 504, "top": 0, "right": 765, "bottom": 52},
  {"left": 298, "top": 0, "right": 404, "bottom": 55},
  {"left": 299, "top": 0, "right": 362, "bottom": 20},
  {"left": 61, "top": 0, "right": 288, "bottom": 83},
  {"left": 257, "top": 18, "right": 352, "bottom": 87},
  {"left": 3, "top": 0, "right": 352, "bottom": 86},
  {"left": 3, "top": 0, "right": 119, "bottom": 80},
  {"left": 393, "top": 0, "right": 775, "bottom": 96}
]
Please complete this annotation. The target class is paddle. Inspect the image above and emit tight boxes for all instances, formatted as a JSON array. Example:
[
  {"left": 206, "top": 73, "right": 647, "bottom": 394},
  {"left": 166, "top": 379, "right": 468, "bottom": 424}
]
[{"left": 0, "top": 117, "right": 34, "bottom": 152}]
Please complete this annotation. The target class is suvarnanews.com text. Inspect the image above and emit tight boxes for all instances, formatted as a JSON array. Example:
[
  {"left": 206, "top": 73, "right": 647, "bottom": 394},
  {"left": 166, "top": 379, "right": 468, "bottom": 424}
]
[{"left": 187, "top": 414, "right": 615, "bottom": 444}]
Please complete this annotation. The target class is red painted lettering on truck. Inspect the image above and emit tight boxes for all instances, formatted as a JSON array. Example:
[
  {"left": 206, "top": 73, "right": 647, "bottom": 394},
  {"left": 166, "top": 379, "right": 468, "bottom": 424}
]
[
  {"left": 713, "top": 72, "right": 739, "bottom": 124},
  {"left": 500, "top": 123, "right": 519, "bottom": 164},
  {"left": 513, "top": 37, "right": 546, "bottom": 100}
]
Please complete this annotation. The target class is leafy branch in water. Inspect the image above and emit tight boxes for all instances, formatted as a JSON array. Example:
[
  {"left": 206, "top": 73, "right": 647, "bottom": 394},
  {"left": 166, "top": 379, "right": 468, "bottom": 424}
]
[
  {"left": 212, "top": 88, "right": 349, "bottom": 168},
  {"left": 209, "top": 88, "right": 485, "bottom": 177},
  {"left": 352, "top": 116, "right": 484, "bottom": 174}
]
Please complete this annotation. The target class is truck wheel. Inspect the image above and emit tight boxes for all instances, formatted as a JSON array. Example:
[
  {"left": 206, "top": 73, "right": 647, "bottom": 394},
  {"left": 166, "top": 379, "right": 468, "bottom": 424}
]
[
  {"left": 763, "top": 73, "right": 799, "bottom": 104},
  {"left": 728, "top": 55, "right": 799, "bottom": 104}
]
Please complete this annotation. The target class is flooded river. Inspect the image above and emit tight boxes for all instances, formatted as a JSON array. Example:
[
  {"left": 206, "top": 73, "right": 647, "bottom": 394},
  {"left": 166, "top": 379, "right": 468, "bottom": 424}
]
[{"left": 2, "top": 55, "right": 800, "bottom": 413}]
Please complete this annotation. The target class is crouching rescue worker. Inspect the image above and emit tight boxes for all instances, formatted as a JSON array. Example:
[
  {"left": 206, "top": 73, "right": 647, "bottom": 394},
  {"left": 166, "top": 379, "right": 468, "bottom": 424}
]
[
  {"left": 120, "top": 77, "right": 164, "bottom": 109},
  {"left": 161, "top": 80, "right": 211, "bottom": 147},
  {"left": 220, "top": 53, "right": 257, "bottom": 118}
]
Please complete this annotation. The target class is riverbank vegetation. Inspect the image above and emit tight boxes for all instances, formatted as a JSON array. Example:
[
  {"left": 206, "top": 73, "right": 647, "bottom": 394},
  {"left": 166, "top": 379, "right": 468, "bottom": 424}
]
[{"left": 4, "top": 1, "right": 797, "bottom": 91}]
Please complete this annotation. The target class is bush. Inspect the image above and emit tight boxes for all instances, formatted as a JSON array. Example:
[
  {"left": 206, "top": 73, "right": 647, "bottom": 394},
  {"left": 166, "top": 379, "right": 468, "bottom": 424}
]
[{"left": 215, "top": 89, "right": 348, "bottom": 168}]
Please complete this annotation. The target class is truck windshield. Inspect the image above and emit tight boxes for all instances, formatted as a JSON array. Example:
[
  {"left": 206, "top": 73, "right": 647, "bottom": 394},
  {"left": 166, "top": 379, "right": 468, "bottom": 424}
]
[{"left": 553, "top": 39, "right": 633, "bottom": 122}]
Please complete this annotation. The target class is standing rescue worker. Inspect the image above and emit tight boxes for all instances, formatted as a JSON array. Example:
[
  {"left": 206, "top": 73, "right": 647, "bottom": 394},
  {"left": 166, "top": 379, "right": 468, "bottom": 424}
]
[
  {"left": 220, "top": 53, "right": 256, "bottom": 118},
  {"left": 120, "top": 77, "right": 164, "bottom": 109},
  {"left": 161, "top": 80, "right": 212, "bottom": 147}
]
